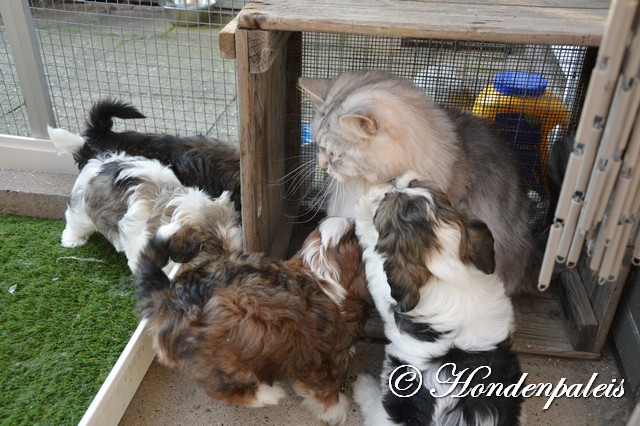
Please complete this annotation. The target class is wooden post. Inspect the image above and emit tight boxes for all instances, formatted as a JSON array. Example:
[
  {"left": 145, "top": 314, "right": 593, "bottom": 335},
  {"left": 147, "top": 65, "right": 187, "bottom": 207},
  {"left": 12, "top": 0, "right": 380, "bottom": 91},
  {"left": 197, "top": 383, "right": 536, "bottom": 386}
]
[
  {"left": 236, "top": 29, "right": 290, "bottom": 254},
  {"left": 579, "top": 247, "right": 634, "bottom": 354}
]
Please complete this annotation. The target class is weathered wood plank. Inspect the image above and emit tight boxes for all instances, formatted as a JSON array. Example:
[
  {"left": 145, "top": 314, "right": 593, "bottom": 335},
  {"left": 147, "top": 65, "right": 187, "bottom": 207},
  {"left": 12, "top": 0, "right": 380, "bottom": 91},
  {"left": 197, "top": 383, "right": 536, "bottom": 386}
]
[
  {"left": 375, "top": 0, "right": 611, "bottom": 7},
  {"left": 578, "top": 248, "right": 633, "bottom": 353},
  {"left": 236, "top": 28, "right": 289, "bottom": 254},
  {"left": 218, "top": 16, "right": 238, "bottom": 60},
  {"left": 268, "top": 200, "right": 297, "bottom": 259},
  {"left": 511, "top": 294, "right": 600, "bottom": 359},
  {"left": 558, "top": 270, "right": 599, "bottom": 351},
  {"left": 247, "top": 30, "right": 291, "bottom": 74},
  {"left": 237, "top": 0, "right": 609, "bottom": 46}
]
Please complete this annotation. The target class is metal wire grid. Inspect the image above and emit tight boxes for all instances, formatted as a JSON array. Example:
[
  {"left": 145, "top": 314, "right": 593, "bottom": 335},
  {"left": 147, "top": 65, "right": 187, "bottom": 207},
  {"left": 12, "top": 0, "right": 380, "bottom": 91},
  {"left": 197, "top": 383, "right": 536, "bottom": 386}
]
[
  {"left": 0, "top": 18, "right": 30, "bottom": 136},
  {"left": 298, "top": 33, "right": 589, "bottom": 228},
  {"left": 7, "top": 0, "right": 243, "bottom": 142}
]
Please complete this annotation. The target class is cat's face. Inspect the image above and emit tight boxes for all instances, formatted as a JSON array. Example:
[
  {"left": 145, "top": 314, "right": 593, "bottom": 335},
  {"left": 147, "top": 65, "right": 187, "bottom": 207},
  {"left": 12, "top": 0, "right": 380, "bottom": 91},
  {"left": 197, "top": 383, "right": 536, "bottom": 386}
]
[{"left": 299, "top": 71, "right": 422, "bottom": 184}]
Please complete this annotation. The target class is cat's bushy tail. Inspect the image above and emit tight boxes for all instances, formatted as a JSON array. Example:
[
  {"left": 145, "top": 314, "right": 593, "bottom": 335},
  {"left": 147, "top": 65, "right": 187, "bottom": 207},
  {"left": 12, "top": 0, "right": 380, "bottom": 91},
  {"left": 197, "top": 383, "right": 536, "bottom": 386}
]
[{"left": 84, "top": 98, "right": 146, "bottom": 140}]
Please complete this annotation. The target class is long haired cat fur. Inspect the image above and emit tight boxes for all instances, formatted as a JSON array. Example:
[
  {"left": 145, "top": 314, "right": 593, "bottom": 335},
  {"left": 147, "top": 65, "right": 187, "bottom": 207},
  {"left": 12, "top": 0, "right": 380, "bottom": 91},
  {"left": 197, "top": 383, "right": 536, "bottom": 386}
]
[
  {"left": 48, "top": 98, "right": 242, "bottom": 212},
  {"left": 54, "top": 143, "right": 241, "bottom": 273},
  {"left": 352, "top": 174, "right": 522, "bottom": 425},
  {"left": 298, "top": 70, "right": 539, "bottom": 294},
  {"left": 135, "top": 216, "right": 372, "bottom": 425}
]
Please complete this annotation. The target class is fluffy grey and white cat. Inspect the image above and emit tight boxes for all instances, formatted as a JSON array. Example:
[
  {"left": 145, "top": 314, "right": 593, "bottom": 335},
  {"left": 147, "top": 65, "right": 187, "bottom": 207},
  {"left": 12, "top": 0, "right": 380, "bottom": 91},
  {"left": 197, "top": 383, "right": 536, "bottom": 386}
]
[{"left": 299, "top": 70, "right": 539, "bottom": 294}]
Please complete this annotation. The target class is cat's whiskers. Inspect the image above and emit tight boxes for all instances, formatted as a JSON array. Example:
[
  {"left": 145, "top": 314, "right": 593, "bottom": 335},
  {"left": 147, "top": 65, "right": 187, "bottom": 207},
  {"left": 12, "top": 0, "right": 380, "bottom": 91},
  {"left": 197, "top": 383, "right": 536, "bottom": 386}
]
[
  {"left": 278, "top": 160, "right": 321, "bottom": 202},
  {"left": 289, "top": 162, "right": 318, "bottom": 195},
  {"left": 271, "top": 158, "right": 315, "bottom": 186},
  {"left": 284, "top": 177, "right": 336, "bottom": 224}
]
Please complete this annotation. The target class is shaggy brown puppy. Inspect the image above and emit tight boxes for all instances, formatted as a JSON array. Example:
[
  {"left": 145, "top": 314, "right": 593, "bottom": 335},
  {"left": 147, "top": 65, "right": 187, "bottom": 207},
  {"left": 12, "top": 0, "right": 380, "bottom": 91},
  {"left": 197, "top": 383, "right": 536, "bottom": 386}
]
[{"left": 135, "top": 217, "right": 372, "bottom": 425}]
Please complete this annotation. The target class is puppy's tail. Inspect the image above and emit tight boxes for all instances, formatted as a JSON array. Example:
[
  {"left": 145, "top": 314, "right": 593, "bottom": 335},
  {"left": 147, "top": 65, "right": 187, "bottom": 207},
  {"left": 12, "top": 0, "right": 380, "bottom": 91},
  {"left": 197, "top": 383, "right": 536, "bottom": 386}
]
[
  {"left": 134, "top": 233, "right": 173, "bottom": 319},
  {"left": 135, "top": 223, "right": 204, "bottom": 318},
  {"left": 84, "top": 98, "right": 145, "bottom": 141},
  {"left": 47, "top": 125, "right": 85, "bottom": 155}
]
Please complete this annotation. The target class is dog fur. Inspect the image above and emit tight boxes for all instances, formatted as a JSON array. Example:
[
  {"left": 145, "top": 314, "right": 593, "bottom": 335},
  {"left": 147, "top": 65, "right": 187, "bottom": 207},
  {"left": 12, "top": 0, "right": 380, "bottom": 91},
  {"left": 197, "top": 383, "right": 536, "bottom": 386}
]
[
  {"left": 56, "top": 146, "right": 241, "bottom": 274},
  {"left": 352, "top": 173, "right": 522, "bottom": 426},
  {"left": 48, "top": 98, "right": 241, "bottom": 212},
  {"left": 135, "top": 217, "right": 372, "bottom": 424}
]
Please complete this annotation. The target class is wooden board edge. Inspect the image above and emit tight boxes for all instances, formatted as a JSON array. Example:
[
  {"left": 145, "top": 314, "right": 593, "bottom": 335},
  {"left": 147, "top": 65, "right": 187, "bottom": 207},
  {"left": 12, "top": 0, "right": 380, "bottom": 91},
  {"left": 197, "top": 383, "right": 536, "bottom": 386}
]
[
  {"left": 78, "top": 318, "right": 155, "bottom": 426},
  {"left": 558, "top": 270, "right": 599, "bottom": 351},
  {"left": 219, "top": 16, "right": 238, "bottom": 60},
  {"left": 79, "top": 264, "right": 181, "bottom": 425}
]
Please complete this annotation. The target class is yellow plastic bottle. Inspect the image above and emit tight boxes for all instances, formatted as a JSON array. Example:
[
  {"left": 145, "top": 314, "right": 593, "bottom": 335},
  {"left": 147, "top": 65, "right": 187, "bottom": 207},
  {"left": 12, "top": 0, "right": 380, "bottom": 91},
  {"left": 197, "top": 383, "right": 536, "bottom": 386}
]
[{"left": 472, "top": 71, "right": 570, "bottom": 194}]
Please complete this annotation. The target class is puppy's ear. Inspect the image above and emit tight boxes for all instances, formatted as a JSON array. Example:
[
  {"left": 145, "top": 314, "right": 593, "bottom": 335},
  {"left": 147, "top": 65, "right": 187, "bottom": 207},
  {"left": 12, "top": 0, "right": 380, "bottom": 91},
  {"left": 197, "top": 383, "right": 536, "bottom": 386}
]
[
  {"left": 168, "top": 227, "right": 203, "bottom": 263},
  {"left": 375, "top": 193, "right": 434, "bottom": 313},
  {"left": 388, "top": 271, "right": 421, "bottom": 313},
  {"left": 460, "top": 220, "right": 495, "bottom": 274}
]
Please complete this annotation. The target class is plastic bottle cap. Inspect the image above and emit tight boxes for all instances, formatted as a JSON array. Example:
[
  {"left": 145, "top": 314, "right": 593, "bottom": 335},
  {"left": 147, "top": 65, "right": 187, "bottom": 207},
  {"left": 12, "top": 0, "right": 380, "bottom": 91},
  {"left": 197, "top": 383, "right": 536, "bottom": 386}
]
[
  {"left": 493, "top": 71, "right": 547, "bottom": 98},
  {"left": 301, "top": 121, "right": 314, "bottom": 145}
]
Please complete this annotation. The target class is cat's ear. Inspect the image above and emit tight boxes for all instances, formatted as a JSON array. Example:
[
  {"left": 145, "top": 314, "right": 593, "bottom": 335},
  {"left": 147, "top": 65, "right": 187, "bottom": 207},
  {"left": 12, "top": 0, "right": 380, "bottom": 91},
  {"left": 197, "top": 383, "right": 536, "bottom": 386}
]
[
  {"left": 460, "top": 220, "right": 495, "bottom": 274},
  {"left": 340, "top": 108, "right": 379, "bottom": 137},
  {"left": 298, "top": 77, "right": 332, "bottom": 106}
]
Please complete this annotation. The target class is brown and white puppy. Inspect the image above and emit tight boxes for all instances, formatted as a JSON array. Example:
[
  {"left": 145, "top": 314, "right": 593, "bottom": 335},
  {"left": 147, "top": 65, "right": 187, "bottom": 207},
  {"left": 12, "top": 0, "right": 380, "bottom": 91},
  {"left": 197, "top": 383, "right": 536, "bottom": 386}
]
[
  {"left": 135, "top": 217, "right": 372, "bottom": 425},
  {"left": 353, "top": 173, "right": 522, "bottom": 426}
]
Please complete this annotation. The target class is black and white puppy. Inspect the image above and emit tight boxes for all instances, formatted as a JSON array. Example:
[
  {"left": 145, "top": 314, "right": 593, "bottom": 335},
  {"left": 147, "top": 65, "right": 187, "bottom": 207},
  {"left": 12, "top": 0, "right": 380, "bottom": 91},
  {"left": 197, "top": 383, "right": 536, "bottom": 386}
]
[
  {"left": 353, "top": 173, "right": 522, "bottom": 426},
  {"left": 49, "top": 98, "right": 242, "bottom": 213},
  {"left": 55, "top": 147, "right": 241, "bottom": 274}
]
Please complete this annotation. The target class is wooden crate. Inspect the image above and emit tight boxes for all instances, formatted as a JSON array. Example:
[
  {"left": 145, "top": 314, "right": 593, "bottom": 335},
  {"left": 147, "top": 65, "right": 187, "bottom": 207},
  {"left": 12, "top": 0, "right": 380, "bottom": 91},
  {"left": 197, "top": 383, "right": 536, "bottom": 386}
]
[{"left": 220, "top": 0, "right": 628, "bottom": 359}]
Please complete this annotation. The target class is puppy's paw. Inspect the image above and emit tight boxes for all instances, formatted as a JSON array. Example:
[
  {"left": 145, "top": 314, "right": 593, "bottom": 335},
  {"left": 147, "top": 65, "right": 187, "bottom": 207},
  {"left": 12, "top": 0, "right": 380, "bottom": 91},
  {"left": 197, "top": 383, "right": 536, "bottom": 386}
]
[
  {"left": 249, "top": 383, "right": 286, "bottom": 407},
  {"left": 317, "top": 392, "right": 349, "bottom": 425},
  {"left": 61, "top": 233, "right": 88, "bottom": 248},
  {"left": 297, "top": 385, "right": 349, "bottom": 425},
  {"left": 352, "top": 374, "right": 397, "bottom": 426},
  {"left": 352, "top": 374, "right": 382, "bottom": 410}
]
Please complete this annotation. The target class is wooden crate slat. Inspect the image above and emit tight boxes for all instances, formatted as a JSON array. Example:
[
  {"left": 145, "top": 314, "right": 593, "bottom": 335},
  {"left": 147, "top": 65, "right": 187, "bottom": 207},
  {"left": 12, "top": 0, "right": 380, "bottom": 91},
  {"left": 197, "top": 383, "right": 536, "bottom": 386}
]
[
  {"left": 237, "top": 0, "right": 609, "bottom": 46},
  {"left": 511, "top": 294, "right": 600, "bottom": 359},
  {"left": 236, "top": 29, "right": 289, "bottom": 253}
]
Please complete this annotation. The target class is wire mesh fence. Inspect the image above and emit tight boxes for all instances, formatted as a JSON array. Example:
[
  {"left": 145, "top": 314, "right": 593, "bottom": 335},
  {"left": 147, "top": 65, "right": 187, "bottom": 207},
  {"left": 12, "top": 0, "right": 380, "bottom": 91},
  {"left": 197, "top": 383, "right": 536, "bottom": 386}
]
[
  {"left": 1, "top": 0, "right": 244, "bottom": 142},
  {"left": 1, "top": 3, "right": 591, "bottom": 231},
  {"left": 0, "top": 20, "right": 30, "bottom": 136},
  {"left": 298, "top": 33, "right": 591, "bottom": 230}
]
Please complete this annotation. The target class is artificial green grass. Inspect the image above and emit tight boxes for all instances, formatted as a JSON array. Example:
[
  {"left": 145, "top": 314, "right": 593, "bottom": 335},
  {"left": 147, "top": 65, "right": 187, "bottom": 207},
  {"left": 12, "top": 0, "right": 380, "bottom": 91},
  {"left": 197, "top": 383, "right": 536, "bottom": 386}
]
[{"left": 0, "top": 214, "right": 138, "bottom": 425}]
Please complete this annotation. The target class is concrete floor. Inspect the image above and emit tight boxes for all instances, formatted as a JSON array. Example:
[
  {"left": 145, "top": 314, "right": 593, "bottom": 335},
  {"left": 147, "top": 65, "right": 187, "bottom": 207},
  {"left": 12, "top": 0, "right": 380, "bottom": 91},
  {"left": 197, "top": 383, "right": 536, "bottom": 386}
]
[{"left": 121, "top": 340, "right": 634, "bottom": 426}]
